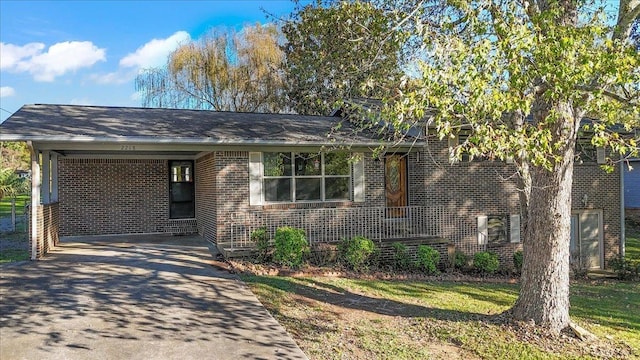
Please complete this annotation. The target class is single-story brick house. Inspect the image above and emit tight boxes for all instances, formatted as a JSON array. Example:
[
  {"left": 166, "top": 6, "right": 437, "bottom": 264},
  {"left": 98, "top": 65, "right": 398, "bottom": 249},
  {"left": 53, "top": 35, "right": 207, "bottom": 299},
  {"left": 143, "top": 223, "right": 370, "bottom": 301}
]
[{"left": 0, "top": 104, "right": 626, "bottom": 269}]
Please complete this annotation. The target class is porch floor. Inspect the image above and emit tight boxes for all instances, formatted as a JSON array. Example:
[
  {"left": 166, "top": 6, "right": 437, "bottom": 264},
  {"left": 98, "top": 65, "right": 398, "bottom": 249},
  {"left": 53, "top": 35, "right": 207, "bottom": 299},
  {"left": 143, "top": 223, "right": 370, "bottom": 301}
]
[{"left": 60, "top": 233, "right": 219, "bottom": 256}]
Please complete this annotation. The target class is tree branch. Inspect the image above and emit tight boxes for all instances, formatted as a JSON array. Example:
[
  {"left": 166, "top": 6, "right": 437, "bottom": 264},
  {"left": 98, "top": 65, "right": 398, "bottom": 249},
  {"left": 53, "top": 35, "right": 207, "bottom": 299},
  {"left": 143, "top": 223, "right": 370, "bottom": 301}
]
[
  {"left": 575, "top": 85, "right": 636, "bottom": 104},
  {"left": 614, "top": 0, "right": 640, "bottom": 41}
]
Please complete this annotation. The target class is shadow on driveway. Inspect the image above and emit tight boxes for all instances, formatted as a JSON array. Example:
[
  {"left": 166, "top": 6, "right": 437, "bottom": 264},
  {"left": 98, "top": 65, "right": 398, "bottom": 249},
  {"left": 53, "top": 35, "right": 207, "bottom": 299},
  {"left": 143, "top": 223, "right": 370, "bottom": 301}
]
[{"left": 0, "top": 235, "right": 307, "bottom": 360}]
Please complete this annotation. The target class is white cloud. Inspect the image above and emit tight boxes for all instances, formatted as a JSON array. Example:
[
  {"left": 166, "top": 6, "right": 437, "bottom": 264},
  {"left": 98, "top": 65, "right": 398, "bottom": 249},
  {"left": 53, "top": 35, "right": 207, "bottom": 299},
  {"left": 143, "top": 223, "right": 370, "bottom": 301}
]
[
  {"left": 120, "top": 31, "right": 190, "bottom": 69},
  {"left": 0, "top": 42, "right": 45, "bottom": 70},
  {"left": 0, "top": 86, "right": 16, "bottom": 97},
  {"left": 0, "top": 41, "right": 106, "bottom": 82},
  {"left": 91, "top": 70, "right": 135, "bottom": 85},
  {"left": 91, "top": 31, "right": 190, "bottom": 85}
]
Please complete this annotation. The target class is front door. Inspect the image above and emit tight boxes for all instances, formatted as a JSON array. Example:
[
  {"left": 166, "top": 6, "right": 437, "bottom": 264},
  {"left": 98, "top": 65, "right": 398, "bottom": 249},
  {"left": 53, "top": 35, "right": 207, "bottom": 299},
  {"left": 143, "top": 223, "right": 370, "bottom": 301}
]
[
  {"left": 169, "top": 161, "right": 195, "bottom": 219},
  {"left": 384, "top": 154, "right": 408, "bottom": 218},
  {"left": 570, "top": 210, "right": 603, "bottom": 269}
]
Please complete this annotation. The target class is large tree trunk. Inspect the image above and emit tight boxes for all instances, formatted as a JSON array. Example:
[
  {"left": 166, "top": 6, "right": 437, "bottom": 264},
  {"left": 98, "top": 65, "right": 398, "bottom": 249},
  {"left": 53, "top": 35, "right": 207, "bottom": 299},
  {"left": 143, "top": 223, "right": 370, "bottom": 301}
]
[{"left": 511, "top": 103, "right": 579, "bottom": 334}]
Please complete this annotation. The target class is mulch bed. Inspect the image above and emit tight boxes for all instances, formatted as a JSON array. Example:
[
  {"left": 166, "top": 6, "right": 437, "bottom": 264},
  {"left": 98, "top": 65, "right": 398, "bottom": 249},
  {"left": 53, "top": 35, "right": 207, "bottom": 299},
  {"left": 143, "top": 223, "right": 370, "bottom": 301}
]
[{"left": 227, "top": 259, "right": 521, "bottom": 283}]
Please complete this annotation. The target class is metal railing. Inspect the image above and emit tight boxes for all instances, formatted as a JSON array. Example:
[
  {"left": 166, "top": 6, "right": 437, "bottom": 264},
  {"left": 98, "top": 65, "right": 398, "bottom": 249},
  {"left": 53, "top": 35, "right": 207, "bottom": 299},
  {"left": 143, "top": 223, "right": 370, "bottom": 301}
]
[{"left": 224, "top": 206, "right": 475, "bottom": 249}]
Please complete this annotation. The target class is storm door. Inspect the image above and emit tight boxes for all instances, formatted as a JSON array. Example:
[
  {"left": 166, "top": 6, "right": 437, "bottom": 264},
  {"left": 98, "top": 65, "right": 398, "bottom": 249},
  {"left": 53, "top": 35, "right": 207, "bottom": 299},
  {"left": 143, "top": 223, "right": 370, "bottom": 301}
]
[
  {"left": 570, "top": 210, "right": 603, "bottom": 269},
  {"left": 169, "top": 161, "right": 195, "bottom": 219},
  {"left": 384, "top": 154, "right": 408, "bottom": 218}
]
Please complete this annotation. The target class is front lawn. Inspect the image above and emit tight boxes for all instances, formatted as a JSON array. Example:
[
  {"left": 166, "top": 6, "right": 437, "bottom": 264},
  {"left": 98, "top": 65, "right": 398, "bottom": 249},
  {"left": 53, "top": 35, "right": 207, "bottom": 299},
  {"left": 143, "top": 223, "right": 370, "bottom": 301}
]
[
  {"left": 626, "top": 220, "right": 640, "bottom": 260},
  {"left": 242, "top": 275, "right": 639, "bottom": 359},
  {"left": 0, "top": 248, "right": 29, "bottom": 264},
  {"left": 0, "top": 232, "right": 29, "bottom": 264}
]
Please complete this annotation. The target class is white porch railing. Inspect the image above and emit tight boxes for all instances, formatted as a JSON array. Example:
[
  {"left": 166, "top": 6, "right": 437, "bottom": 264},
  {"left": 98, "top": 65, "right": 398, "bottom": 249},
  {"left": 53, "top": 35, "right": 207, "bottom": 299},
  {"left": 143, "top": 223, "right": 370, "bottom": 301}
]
[{"left": 223, "top": 206, "right": 475, "bottom": 249}]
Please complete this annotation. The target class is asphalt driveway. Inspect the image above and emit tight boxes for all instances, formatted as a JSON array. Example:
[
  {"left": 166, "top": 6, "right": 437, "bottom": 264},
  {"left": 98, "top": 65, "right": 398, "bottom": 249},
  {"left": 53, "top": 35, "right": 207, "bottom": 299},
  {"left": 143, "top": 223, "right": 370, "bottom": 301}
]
[{"left": 0, "top": 235, "right": 307, "bottom": 360}]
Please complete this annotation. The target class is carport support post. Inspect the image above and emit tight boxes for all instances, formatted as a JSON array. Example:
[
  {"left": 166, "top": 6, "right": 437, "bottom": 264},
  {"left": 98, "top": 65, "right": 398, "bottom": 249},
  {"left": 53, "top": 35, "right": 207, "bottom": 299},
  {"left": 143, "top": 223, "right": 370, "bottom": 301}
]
[
  {"left": 29, "top": 143, "right": 41, "bottom": 260},
  {"left": 51, "top": 152, "right": 59, "bottom": 202},
  {"left": 41, "top": 151, "right": 50, "bottom": 204}
]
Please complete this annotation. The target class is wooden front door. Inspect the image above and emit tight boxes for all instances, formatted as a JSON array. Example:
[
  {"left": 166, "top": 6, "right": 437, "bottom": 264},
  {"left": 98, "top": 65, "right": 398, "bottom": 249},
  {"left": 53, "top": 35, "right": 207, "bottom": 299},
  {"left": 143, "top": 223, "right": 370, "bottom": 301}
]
[{"left": 385, "top": 154, "right": 408, "bottom": 217}]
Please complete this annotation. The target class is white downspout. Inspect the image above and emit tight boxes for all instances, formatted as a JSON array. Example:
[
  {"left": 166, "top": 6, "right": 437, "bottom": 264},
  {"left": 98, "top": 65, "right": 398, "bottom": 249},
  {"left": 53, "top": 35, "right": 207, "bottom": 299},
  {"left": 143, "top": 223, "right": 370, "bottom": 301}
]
[
  {"left": 28, "top": 142, "right": 40, "bottom": 260},
  {"left": 620, "top": 161, "right": 626, "bottom": 258}
]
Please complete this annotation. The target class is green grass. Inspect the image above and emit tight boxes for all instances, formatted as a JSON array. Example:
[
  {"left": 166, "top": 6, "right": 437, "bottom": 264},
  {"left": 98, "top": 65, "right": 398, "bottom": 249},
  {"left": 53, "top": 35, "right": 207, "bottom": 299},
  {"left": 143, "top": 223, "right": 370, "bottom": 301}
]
[
  {"left": 0, "top": 194, "right": 30, "bottom": 217},
  {"left": 1, "top": 195, "right": 29, "bottom": 263},
  {"left": 571, "top": 282, "right": 640, "bottom": 350},
  {"left": 0, "top": 232, "right": 29, "bottom": 264},
  {"left": 242, "top": 275, "right": 640, "bottom": 359},
  {"left": 626, "top": 222, "right": 640, "bottom": 260},
  {"left": 0, "top": 249, "right": 29, "bottom": 264}
]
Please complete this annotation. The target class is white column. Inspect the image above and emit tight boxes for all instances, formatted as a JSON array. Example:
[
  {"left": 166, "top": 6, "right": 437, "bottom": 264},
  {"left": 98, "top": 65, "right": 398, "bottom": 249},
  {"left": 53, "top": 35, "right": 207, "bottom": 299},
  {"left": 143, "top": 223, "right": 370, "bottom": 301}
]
[
  {"left": 51, "top": 153, "right": 59, "bottom": 202},
  {"left": 30, "top": 145, "right": 41, "bottom": 260},
  {"left": 41, "top": 151, "right": 50, "bottom": 204}
]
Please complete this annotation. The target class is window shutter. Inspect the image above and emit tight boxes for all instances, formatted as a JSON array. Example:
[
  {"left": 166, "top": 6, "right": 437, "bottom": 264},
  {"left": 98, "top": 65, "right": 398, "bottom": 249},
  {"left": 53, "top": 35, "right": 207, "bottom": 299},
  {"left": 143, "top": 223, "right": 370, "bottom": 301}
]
[
  {"left": 477, "top": 215, "right": 488, "bottom": 245},
  {"left": 510, "top": 214, "right": 521, "bottom": 243},
  {"left": 596, "top": 147, "right": 605, "bottom": 164},
  {"left": 353, "top": 153, "right": 365, "bottom": 202},
  {"left": 249, "top": 152, "right": 263, "bottom": 205}
]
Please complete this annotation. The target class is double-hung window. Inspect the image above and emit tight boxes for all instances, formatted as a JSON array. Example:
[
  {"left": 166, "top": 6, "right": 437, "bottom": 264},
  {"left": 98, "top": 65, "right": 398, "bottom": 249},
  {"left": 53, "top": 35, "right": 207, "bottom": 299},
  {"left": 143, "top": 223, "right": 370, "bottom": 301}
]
[{"left": 262, "top": 152, "right": 351, "bottom": 202}]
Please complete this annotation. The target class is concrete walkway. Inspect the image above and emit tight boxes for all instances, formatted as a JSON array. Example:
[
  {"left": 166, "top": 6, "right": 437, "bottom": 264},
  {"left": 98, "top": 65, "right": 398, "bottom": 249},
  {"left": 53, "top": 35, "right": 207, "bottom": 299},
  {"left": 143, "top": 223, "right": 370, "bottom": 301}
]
[{"left": 0, "top": 235, "right": 308, "bottom": 360}]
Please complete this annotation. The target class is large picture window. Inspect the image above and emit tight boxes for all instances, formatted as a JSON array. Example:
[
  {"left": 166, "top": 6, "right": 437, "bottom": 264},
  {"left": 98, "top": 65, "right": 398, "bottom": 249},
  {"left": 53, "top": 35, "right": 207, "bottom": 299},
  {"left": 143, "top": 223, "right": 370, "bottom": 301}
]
[{"left": 262, "top": 152, "right": 351, "bottom": 202}]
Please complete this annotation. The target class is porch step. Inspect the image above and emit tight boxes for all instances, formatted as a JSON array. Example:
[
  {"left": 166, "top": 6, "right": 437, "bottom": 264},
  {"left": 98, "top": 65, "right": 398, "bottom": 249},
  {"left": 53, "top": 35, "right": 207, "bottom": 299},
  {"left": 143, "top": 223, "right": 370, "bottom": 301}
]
[
  {"left": 165, "top": 219, "right": 198, "bottom": 235},
  {"left": 221, "top": 247, "right": 255, "bottom": 259}
]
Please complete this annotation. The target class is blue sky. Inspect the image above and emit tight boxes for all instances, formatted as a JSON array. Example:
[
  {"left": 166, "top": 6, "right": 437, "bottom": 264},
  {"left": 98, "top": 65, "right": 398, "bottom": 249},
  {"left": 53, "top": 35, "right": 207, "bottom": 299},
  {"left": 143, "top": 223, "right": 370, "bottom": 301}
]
[{"left": 0, "top": 0, "right": 300, "bottom": 122}]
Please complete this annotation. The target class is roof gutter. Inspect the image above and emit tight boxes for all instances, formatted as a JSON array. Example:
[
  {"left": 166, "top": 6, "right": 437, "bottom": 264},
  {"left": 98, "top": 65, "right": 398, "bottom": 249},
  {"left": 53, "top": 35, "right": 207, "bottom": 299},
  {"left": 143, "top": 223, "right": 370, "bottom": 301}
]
[{"left": 0, "top": 135, "right": 424, "bottom": 149}]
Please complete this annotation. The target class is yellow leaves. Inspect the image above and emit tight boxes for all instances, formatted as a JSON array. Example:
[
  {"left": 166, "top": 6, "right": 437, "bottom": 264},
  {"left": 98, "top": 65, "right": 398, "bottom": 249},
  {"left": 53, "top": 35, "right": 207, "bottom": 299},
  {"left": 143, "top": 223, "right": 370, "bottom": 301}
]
[{"left": 138, "top": 23, "right": 285, "bottom": 112}]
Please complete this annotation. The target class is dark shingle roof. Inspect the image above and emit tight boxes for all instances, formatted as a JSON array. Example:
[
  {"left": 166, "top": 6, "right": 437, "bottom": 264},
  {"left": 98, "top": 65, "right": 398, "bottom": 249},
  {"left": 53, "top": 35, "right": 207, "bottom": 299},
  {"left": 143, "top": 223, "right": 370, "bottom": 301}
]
[{"left": 0, "top": 104, "right": 401, "bottom": 146}]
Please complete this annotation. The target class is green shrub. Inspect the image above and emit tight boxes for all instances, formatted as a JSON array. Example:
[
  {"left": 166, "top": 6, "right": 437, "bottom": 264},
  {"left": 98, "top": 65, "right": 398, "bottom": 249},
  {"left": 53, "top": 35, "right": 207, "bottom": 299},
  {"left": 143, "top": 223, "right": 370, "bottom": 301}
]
[
  {"left": 251, "top": 227, "right": 271, "bottom": 263},
  {"left": 415, "top": 245, "right": 440, "bottom": 275},
  {"left": 338, "top": 236, "right": 376, "bottom": 272},
  {"left": 570, "top": 249, "right": 590, "bottom": 279},
  {"left": 609, "top": 256, "right": 639, "bottom": 280},
  {"left": 454, "top": 250, "right": 469, "bottom": 270},
  {"left": 391, "top": 242, "right": 412, "bottom": 271},
  {"left": 473, "top": 251, "right": 499, "bottom": 274},
  {"left": 273, "top": 227, "right": 309, "bottom": 268},
  {"left": 513, "top": 250, "right": 523, "bottom": 273}
]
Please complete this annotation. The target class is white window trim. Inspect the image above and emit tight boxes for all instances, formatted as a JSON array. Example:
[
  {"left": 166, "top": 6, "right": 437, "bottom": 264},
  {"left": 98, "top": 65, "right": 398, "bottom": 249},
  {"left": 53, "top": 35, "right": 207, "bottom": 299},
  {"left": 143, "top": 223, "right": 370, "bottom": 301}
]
[{"left": 257, "top": 151, "right": 354, "bottom": 204}]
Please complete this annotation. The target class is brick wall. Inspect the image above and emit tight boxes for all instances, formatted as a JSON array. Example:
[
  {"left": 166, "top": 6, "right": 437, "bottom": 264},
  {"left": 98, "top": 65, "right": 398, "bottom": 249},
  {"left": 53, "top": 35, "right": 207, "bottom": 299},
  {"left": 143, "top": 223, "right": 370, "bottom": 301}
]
[
  {"left": 363, "top": 153, "right": 386, "bottom": 206},
  {"left": 573, "top": 163, "right": 622, "bottom": 266},
  {"left": 196, "top": 153, "right": 216, "bottom": 242},
  {"left": 415, "top": 139, "right": 621, "bottom": 269},
  {"left": 215, "top": 151, "right": 250, "bottom": 246},
  {"left": 28, "top": 202, "right": 60, "bottom": 259},
  {"left": 58, "top": 158, "right": 169, "bottom": 236},
  {"left": 418, "top": 139, "right": 521, "bottom": 259}
]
